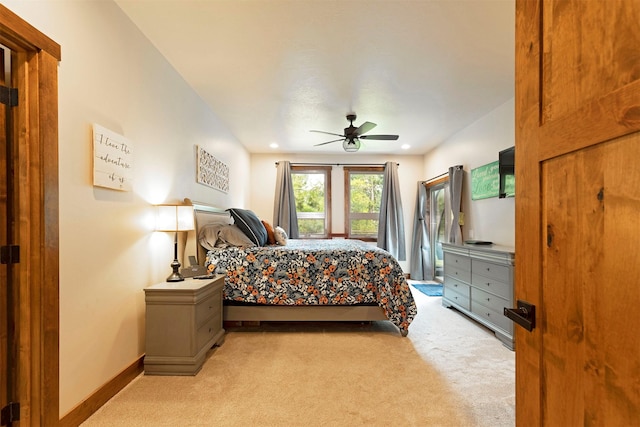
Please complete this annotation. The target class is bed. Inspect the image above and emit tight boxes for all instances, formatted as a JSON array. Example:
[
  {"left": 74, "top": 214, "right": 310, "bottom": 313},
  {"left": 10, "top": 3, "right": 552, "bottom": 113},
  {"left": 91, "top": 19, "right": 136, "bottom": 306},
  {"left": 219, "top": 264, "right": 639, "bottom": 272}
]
[{"left": 183, "top": 199, "right": 417, "bottom": 336}]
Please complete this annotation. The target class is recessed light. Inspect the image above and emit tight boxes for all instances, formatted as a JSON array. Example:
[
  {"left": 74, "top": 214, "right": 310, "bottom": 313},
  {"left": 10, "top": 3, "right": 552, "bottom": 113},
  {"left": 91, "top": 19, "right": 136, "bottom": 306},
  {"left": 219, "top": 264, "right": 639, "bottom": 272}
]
[
  {"left": 401, "top": 144, "right": 410, "bottom": 150},
  {"left": 269, "top": 143, "right": 279, "bottom": 149}
]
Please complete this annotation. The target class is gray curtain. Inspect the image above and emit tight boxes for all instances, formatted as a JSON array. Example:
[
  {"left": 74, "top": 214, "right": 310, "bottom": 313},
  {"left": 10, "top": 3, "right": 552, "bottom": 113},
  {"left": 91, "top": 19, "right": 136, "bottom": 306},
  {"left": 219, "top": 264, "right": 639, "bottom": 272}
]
[
  {"left": 448, "top": 165, "right": 464, "bottom": 244},
  {"left": 377, "top": 162, "right": 406, "bottom": 260},
  {"left": 273, "top": 161, "right": 299, "bottom": 238},
  {"left": 410, "top": 181, "right": 432, "bottom": 280}
]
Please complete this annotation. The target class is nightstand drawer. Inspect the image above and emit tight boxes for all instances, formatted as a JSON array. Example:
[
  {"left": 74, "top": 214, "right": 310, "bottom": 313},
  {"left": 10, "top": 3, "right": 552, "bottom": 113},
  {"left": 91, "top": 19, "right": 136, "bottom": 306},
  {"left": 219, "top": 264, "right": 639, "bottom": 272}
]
[
  {"left": 196, "top": 294, "right": 217, "bottom": 327},
  {"left": 196, "top": 311, "right": 221, "bottom": 350},
  {"left": 471, "top": 259, "right": 510, "bottom": 283}
]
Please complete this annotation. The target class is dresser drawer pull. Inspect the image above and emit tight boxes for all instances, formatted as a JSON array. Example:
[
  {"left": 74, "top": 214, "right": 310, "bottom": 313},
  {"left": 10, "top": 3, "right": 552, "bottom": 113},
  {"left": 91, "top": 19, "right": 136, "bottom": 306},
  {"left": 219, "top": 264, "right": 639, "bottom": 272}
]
[{"left": 486, "top": 298, "right": 491, "bottom": 302}]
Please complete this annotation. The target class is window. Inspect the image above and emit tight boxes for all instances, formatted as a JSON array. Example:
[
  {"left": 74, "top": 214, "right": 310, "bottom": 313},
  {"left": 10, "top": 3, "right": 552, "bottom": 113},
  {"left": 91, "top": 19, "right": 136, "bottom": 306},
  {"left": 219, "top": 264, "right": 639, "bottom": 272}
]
[
  {"left": 291, "top": 166, "right": 331, "bottom": 238},
  {"left": 344, "top": 167, "right": 384, "bottom": 240}
]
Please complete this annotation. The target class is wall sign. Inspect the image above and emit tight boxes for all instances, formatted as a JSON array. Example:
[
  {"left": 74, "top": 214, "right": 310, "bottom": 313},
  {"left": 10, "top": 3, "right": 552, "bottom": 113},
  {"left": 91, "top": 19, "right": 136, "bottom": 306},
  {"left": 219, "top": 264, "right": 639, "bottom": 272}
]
[
  {"left": 196, "top": 145, "right": 229, "bottom": 193},
  {"left": 92, "top": 124, "right": 133, "bottom": 191},
  {"left": 471, "top": 161, "right": 515, "bottom": 200}
]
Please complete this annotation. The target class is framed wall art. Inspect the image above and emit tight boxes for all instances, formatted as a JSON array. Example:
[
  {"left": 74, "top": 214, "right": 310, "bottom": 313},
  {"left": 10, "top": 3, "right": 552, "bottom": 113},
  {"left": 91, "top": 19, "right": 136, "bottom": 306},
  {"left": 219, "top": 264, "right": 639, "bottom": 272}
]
[
  {"left": 196, "top": 145, "right": 229, "bottom": 193},
  {"left": 92, "top": 124, "right": 134, "bottom": 191}
]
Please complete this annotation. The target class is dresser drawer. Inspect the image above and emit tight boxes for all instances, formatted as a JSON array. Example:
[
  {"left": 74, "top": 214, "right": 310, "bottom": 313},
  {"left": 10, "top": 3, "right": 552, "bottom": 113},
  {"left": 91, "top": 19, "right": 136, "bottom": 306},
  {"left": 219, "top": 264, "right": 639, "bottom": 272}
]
[
  {"left": 472, "top": 288, "right": 510, "bottom": 314},
  {"left": 443, "top": 278, "right": 471, "bottom": 310},
  {"left": 444, "top": 252, "right": 471, "bottom": 272},
  {"left": 472, "top": 301, "right": 513, "bottom": 334},
  {"left": 471, "top": 273, "right": 512, "bottom": 299},
  {"left": 472, "top": 259, "right": 511, "bottom": 283}
]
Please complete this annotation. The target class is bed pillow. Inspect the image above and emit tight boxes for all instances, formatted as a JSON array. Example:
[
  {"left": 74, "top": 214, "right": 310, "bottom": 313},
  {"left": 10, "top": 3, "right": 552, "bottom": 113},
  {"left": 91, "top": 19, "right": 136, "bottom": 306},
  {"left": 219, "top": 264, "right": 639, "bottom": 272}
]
[
  {"left": 274, "top": 226, "right": 288, "bottom": 246},
  {"left": 261, "top": 220, "right": 276, "bottom": 245},
  {"left": 198, "top": 223, "right": 225, "bottom": 250},
  {"left": 217, "top": 224, "right": 256, "bottom": 247},
  {"left": 227, "top": 208, "right": 268, "bottom": 246}
]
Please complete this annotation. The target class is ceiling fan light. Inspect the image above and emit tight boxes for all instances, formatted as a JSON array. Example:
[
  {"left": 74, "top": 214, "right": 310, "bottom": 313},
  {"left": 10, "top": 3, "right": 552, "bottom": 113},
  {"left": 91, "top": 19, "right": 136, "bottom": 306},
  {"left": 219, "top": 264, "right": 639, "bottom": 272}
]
[{"left": 343, "top": 138, "right": 360, "bottom": 152}]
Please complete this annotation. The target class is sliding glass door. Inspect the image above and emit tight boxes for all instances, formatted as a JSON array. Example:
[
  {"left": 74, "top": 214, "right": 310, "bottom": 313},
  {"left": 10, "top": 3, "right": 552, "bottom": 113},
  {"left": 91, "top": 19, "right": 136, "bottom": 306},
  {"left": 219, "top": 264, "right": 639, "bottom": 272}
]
[{"left": 428, "top": 180, "right": 450, "bottom": 282}]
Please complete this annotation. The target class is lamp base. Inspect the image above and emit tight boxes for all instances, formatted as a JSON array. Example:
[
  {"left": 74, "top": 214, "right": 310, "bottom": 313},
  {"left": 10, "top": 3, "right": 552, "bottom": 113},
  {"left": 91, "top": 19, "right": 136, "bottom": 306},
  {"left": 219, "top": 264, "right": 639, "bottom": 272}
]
[{"left": 166, "top": 259, "right": 184, "bottom": 282}]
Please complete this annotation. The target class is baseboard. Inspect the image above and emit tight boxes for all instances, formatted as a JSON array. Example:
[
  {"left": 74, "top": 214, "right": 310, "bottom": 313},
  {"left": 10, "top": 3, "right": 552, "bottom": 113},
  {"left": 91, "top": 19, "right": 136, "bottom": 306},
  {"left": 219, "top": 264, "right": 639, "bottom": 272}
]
[{"left": 59, "top": 355, "right": 144, "bottom": 426}]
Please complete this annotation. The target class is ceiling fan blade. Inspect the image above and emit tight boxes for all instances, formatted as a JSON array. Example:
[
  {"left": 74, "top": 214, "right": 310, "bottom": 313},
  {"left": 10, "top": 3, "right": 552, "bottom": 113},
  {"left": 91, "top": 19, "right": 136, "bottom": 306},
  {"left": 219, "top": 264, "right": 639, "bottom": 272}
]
[
  {"left": 355, "top": 121, "right": 376, "bottom": 135},
  {"left": 314, "top": 138, "right": 345, "bottom": 146},
  {"left": 310, "top": 130, "right": 346, "bottom": 138},
  {"left": 359, "top": 134, "right": 399, "bottom": 140}
]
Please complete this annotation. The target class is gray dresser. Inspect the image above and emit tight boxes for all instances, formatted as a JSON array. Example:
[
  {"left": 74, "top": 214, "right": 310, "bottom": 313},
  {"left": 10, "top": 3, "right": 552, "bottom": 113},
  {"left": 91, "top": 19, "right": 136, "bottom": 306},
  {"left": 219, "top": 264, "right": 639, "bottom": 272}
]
[
  {"left": 441, "top": 243, "right": 515, "bottom": 350},
  {"left": 144, "top": 275, "right": 225, "bottom": 375}
]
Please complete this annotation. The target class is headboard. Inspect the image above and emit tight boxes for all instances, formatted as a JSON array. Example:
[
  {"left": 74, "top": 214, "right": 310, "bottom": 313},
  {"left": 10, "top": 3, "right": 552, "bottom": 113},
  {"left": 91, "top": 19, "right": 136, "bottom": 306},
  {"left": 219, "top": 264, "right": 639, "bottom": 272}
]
[{"left": 183, "top": 198, "right": 231, "bottom": 267}]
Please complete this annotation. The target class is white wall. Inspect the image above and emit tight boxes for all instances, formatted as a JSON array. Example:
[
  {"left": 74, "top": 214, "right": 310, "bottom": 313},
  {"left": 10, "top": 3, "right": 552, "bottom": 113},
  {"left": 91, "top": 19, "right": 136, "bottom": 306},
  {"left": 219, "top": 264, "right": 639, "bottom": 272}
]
[
  {"left": 424, "top": 98, "right": 515, "bottom": 247},
  {"left": 3, "top": 0, "right": 250, "bottom": 416},
  {"left": 250, "top": 153, "right": 425, "bottom": 271}
]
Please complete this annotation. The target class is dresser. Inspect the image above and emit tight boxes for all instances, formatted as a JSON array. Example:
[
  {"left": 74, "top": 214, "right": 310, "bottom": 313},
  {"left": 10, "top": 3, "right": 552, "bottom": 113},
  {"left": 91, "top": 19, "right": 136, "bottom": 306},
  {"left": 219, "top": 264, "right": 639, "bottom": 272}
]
[
  {"left": 441, "top": 243, "right": 515, "bottom": 350},
  {"left": 144, "top": 275, "right": 225, "bottom": 375}
]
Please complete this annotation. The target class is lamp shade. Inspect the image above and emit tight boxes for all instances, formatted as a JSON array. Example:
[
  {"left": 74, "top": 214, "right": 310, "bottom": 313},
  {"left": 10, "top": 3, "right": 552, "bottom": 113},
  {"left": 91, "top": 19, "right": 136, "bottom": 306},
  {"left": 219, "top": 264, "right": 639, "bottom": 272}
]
[{"left": 155, "top": 205, "right": 195, "bottom": 232}]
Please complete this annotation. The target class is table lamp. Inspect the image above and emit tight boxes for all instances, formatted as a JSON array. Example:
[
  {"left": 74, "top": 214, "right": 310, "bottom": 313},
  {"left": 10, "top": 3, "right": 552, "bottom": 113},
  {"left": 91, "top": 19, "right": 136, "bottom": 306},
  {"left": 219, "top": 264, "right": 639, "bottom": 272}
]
[{"left": 156, "top": 205, "right": 195, "bottom": 282}]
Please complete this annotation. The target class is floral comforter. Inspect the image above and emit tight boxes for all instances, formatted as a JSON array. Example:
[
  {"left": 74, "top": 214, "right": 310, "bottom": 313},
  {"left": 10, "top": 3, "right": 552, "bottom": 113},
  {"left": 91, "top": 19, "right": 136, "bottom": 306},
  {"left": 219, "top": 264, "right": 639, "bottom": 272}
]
[{"left": 204, "top": 239, "right": 417, "bottom": 334}]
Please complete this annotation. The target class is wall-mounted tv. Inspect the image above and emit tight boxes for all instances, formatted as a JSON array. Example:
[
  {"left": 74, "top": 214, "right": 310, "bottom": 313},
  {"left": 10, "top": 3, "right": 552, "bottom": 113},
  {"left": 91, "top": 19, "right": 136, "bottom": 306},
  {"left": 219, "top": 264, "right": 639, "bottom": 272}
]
[{"left": 499, "top": 146, "right": 515, "bottom": 198}]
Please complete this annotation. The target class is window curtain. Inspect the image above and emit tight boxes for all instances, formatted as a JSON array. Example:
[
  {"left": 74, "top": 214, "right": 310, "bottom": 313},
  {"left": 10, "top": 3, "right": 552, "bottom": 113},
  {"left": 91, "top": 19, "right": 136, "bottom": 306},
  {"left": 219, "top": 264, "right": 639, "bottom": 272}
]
[
  {"left": 377, "top": 161, "right": 406, "bottom": 260},
  {"left": 448, "top": 165, "right": 464, "bottom": 244},
  {"left": 410, "top": 181, "right": 432, "bottom": 280},
  {"left": 273, "top": 161, "right": 299, "bottom": 238}
]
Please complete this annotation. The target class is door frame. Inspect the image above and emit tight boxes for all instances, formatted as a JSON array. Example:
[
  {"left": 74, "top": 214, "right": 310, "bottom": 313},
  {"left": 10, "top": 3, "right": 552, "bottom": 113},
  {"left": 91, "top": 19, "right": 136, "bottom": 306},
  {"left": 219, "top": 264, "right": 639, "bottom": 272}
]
[{"left": 0, "top": 5, "right": 60, "bottom": 425}]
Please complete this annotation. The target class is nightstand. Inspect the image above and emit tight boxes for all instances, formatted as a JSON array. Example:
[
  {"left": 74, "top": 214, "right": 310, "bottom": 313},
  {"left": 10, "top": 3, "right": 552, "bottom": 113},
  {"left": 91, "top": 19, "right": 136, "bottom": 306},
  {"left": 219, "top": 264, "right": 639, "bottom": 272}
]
[{"left": 144, "top": 275, "right": 225, "bottom": 375}]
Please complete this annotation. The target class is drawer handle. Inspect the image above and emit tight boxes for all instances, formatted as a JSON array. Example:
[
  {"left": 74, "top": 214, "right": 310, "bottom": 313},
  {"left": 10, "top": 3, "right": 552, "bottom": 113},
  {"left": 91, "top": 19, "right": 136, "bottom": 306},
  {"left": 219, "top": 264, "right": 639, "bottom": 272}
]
[
  {"left": 486, "top": 312, "right": 491, "bottom": 317},
  {"left": 486, "top": 282, "right": 491, "bottom": 286},
  {"left": 486, "top": 267, "right": 490, "bottom": 272},
  {"left": 486, "top": 298, "right": 491, "bottom": 302},
  {"left": 453, "top": 284, "right": 458, "bottom": 287}
]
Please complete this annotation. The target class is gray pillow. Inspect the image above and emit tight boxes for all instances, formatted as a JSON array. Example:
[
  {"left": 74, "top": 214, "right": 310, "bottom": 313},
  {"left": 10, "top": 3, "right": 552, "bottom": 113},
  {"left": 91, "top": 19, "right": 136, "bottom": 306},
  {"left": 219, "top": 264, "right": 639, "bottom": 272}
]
[
  {"left": 217, "top": 224, "right": 255, "bottom": 247},
  {"left": 198, "top": 223, "right": 225, "bottom": 251},
  {"left": 227, "top": 208, "right": 268, "bottom": 246}
]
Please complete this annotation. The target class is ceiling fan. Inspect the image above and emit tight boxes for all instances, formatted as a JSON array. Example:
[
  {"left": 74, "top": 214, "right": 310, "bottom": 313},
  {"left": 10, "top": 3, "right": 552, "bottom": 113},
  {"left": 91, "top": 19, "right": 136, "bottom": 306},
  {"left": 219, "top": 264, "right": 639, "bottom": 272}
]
[{"left": 310, "top": 113, "right": 399, "bottom": 152}]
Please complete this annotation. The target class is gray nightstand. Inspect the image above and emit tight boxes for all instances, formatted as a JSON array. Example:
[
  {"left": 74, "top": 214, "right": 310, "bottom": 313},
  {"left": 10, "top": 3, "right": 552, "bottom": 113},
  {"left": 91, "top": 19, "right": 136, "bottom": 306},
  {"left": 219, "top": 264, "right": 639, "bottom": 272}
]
[{"left": 144, "top": 275, "right": 225, "bottom": 375}]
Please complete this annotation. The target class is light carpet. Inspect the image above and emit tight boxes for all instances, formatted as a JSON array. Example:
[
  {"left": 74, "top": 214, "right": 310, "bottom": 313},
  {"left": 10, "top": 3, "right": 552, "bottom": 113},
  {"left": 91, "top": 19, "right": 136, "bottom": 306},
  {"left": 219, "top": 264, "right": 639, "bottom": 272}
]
[{"left": 81, "top": 289, "right": 515, "bottom": 426}]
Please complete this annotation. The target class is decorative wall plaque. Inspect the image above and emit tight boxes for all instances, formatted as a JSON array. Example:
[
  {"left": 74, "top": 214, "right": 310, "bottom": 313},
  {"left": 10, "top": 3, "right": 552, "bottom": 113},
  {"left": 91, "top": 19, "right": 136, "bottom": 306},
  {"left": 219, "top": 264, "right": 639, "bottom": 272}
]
[
  {"left": 92, "top": 124, "right": 133, "bottom": 191},
  {"left": 196, "top": 145, "right": 229, "bottom": 193}
]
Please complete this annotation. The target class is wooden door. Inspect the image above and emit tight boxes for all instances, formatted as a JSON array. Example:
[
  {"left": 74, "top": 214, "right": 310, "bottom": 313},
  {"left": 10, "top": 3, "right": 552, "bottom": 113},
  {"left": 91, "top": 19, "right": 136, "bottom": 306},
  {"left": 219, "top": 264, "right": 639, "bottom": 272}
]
[
  {"left": 0, "top": 6, "right": 61, "bottom": 425},
  {"left": 1, "top": 46, "right": 9, "bottom": 424},
  {"left": 515, "top": 0, "right": 640, "bottom": 425}
]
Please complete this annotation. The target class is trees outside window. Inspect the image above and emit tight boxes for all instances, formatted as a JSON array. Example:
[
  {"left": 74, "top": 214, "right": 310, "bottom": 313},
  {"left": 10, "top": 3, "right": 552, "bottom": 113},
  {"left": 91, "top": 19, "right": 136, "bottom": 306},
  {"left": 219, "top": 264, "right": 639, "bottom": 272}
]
[
  {"left": 344, "top": 167, "right": 384, "bottom": 240},
  {"left": 291, "top": 166, "right": 331, "bottom": 238}
]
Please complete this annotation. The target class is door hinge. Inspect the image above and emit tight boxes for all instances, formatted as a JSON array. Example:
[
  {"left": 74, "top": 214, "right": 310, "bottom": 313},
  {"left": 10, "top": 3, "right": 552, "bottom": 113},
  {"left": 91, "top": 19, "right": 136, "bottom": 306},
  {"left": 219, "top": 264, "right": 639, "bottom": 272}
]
[
  {"left": 0, "top": 245, "right": 20, "bottom": 264},
  {"left": 0, "top": 85, "right": 18, "bottom": 107},
  {"left": 1, "top": 402, "right": 20, "bottom": 425}
]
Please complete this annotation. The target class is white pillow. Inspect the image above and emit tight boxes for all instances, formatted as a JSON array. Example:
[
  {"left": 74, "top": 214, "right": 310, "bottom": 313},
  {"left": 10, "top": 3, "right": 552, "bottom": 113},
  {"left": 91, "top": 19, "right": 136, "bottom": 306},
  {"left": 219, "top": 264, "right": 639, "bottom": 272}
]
[{"left": 274, "top": 226, "right": 288, "bottom": 245}]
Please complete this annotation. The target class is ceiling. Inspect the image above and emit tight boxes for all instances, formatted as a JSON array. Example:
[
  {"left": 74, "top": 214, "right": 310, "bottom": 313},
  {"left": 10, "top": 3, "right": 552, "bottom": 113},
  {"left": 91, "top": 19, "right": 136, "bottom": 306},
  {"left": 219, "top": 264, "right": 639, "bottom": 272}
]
[{"left": 115, "top": 0, "right": 514, "bottom": 155}]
